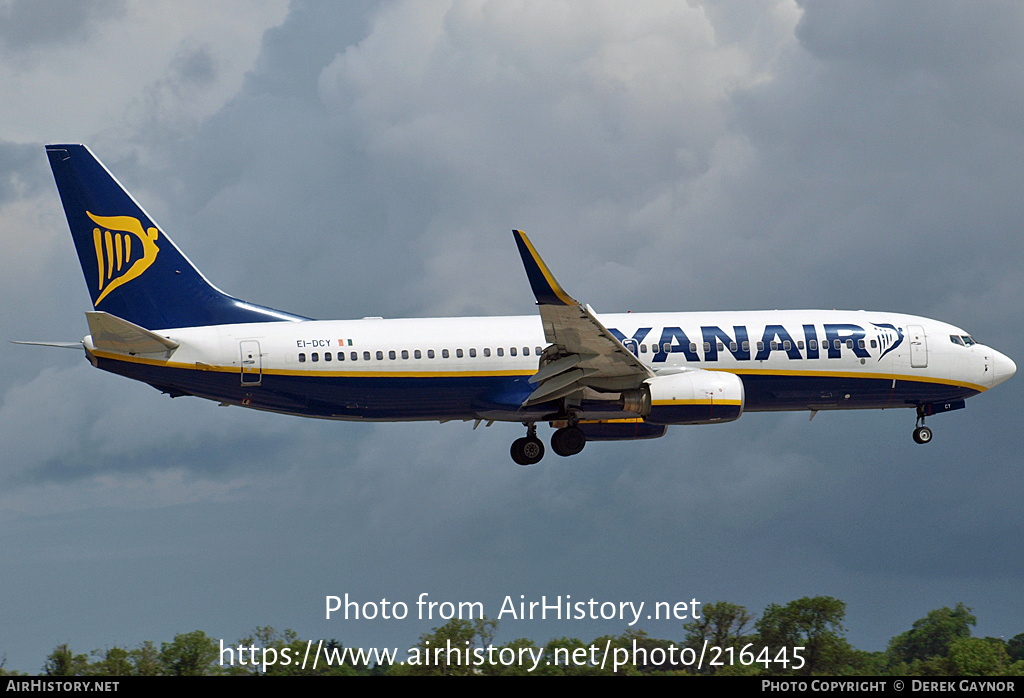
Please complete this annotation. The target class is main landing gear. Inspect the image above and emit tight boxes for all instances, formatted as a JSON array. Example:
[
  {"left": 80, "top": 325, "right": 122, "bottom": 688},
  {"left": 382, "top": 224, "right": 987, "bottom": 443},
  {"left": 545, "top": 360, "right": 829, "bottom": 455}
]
[
  {"left": 551, "top": 425, "right": 586, "bottom": 457},
  {"left": 511, "top": 424, "right": 545, "bottom": 465},
  {"left": 913, "top": 405, "right": 933, "bottom": 444},
  {"left": 511, "top": 423, "right": 587, "bottom": 465}
]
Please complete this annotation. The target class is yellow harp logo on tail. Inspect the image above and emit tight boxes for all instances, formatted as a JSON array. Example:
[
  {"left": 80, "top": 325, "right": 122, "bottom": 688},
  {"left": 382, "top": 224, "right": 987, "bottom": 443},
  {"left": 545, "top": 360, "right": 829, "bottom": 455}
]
[{"left": 87, "top": 212, "right": 160, "bottom": 305}]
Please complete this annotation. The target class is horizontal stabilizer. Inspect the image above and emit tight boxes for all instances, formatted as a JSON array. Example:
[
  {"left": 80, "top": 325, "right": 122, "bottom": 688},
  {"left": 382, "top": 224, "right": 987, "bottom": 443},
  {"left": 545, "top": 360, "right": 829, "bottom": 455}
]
[
  {"left": 11, "top": 340, "right": 83, "bottom": 349},
  {"left": 86, "top": 311, "right": 179, "bottom": 355}
]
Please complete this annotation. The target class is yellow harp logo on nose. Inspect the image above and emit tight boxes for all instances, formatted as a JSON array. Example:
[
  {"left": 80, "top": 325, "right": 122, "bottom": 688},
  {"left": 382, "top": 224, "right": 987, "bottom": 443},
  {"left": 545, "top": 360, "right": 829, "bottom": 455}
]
[{"left": 87, "top": 212, "right": 160, "bottom": 305}]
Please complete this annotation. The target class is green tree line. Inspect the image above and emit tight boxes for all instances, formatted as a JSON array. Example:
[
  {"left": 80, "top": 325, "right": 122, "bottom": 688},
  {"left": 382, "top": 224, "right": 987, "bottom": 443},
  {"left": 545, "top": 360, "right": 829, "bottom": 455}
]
[{"left": 4, "top": 598, "right": 1022, "bottom": 676}]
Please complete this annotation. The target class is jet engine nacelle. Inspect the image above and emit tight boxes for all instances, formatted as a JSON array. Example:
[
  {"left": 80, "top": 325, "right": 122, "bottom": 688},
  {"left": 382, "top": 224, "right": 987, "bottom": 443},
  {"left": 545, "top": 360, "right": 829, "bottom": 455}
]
[{"left": 638, "top": 369, "right": 744, "bottom": 425}]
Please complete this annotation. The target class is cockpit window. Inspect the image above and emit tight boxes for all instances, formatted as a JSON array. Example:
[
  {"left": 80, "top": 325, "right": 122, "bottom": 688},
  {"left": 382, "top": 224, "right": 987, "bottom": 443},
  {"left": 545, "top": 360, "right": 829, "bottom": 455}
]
[
  {"left": 961, "top": 335, "right": 976, "bottom": 346},
  {"left": 950, "top": 335, "right": 965, "bottom": 346}
]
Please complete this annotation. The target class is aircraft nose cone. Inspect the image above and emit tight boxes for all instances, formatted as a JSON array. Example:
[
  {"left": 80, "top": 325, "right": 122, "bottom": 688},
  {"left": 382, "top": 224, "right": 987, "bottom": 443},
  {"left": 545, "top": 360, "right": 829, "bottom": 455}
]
[{"left": 991, "top": 350, "right": 1016, "bottom": 387}]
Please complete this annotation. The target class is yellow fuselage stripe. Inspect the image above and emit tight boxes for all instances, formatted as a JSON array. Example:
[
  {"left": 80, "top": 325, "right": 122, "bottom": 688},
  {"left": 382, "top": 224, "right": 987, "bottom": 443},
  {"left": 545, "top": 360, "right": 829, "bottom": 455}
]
[
  {"left": 88, "top": 349, "right": 986, "bottom": 391},
  {"left": 652, "top": 399, "right": 744, "bottom": 406}
]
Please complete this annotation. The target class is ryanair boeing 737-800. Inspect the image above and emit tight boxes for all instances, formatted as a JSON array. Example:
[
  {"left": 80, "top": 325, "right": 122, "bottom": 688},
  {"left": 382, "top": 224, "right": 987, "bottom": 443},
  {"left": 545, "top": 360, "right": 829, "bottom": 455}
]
[{"left": 32, "top": 144, "right": 1015, "bottom": 465}]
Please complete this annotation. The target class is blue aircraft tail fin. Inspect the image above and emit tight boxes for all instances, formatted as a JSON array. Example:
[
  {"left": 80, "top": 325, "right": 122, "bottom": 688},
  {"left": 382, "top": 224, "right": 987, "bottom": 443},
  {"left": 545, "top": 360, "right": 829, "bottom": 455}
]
[{"left": 45, "top": 144, "right": 308, "bottom": 329}]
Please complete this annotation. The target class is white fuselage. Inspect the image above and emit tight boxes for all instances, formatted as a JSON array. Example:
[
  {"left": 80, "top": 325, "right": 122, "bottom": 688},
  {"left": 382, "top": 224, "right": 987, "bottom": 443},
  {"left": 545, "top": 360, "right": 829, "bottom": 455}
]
[{"left": 83, "top": 309, "right": 1013, "bottom": 423}]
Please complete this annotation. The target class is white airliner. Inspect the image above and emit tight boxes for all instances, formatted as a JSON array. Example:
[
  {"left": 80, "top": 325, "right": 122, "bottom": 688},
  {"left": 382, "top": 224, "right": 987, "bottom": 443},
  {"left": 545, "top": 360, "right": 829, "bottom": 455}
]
[{"left": 35, "top": 144, "right": 1015, "bottom": 465}]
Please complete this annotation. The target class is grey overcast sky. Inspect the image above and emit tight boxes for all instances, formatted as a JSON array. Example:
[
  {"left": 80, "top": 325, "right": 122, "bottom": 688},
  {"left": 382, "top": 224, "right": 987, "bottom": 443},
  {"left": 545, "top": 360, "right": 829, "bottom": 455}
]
[{"left": 2, "top": 0, "right": 1023, "bottom": 672}]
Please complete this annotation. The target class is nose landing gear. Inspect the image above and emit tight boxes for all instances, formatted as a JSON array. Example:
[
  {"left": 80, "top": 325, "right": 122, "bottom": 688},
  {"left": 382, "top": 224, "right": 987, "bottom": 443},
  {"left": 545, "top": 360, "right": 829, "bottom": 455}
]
[{"left": 913, "top": 406, "right": 933, "bottom": 444}]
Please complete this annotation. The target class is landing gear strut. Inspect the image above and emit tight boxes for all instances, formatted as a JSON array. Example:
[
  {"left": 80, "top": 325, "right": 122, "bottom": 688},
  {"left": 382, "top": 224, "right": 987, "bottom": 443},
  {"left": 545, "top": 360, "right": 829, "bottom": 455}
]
[
  {"left": 511, "top": 423, "right": 545, "bottom": 465},
  {"left": 913, "top": 406, "right": 933, "bottom": 444}
]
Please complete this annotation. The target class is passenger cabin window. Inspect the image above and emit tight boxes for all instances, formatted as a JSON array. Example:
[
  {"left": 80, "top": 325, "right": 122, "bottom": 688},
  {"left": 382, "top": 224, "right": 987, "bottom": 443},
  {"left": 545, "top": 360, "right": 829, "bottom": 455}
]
[
  {"left": 742, "top": 341, "right": 750, "bottom": 352},
  {"left": 338, "top": 352, "right": 345, "bottom": 361},
  {"left": 483, "top": 348, "right": 491, "bottom": 357},
  {"left": 312, "top": 353, "right": 319, "bottom": 362},
  {"left": 703, "top": 342, "right": 711, "bottom": 353},
  {"left": 414, "top": 350, "right": 421, "bottom": 359},
  {"left": 858, "top": 339, "right": 865, "bottom": 349},
  {"left": 427, "top": 349, "right": 434, "bottom": 359},
  {"left": 810, "top": 340, "right": 818, "bottom": 350},
  {"left": 351, "top": 352, "right": 358, "bottom": 361},
  {"left": 376, "top": 351, "right": 383, "bottom": 360},
  {"left": 729, "top": 342, "right": 737, "bottom": 352},
  {"left": 363, "top": 351, "right": 371, "bottom": 360},
  {"left": 870, "top": 340, "right": 877, "bottom": 349},
  {"left": 469, "top": 348, "right": 477, "bottom": 358},
  {"left": 324, "top": 352, "right": 331, "bottom": 361},
  {"left": 496, "top": 348, "right": 503, "bottom": 357},
  {"left": 388, "top": 350, "right": 396, "bottom": 360},
  {"left": 510, "top": 347, "right": 517, "bottom": 357},
  {"left": 456, "top": 349, "right": 464, "bottom": 358},
  {"left": 402, "top": 350, "right": 409, "bottom": 359},
  {"left": 443, "top": 349, "right": 450, "bottom": 359},
  {"left": 783, "top": 340, "right": 791, "bottom": 351},
  {"left": 535, "top": 347, "right": 542, "bottom": 355},
  {"left": 298, "top": 353, "right": 306, "bottom": 363},
  {"left": 757, "top": 342, "right": 764, "bottom": 351},
  {"left": 639, "top": 344, "right": 647, "bottom": 353}
]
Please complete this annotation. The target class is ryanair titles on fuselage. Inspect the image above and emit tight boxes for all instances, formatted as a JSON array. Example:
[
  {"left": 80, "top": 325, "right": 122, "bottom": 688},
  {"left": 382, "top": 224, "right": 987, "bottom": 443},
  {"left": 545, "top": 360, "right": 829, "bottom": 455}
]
[{"left": 606, "top": 322, "right": 904, "bottom": 363}]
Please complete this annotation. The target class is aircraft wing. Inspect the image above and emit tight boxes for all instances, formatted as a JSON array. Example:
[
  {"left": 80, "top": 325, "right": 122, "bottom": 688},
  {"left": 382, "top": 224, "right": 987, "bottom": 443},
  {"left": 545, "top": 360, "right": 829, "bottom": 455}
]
[{"left": 513, "top": 230, "right": 652, "bottom": 406}]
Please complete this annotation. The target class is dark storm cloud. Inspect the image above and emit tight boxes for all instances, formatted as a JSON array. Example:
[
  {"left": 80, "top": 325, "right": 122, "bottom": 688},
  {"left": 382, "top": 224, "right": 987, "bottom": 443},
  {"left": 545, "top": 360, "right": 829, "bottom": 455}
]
[
  {"left": 113, "top": 2, "right": 397, "bottom": 322},
  {"left": 246, "top": 0, "right": 377, "bottom": 102},
  {"left": 0, "top": 139, "right": 49, "bottom": 204},
  {"left": 643, "top": 0, "right": 1024, "bottom": 334},
  {"left": 797, "top": 0, "right": 1024, "bottom": 71},
  {"left": 0, "top": 0, "right": 125, "bottom": 53},
  {"left": 169, "top": 43, "right": 216, "bottom": 87},
  {"left": 0, "top": 364, "right": 313, "bottom": 490}
]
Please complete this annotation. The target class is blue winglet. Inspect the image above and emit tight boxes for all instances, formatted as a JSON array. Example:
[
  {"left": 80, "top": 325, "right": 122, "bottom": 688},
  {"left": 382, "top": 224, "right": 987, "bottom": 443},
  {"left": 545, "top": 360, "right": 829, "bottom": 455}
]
[{"left": 513, "top": 230, "right": 577, "bottom": 306}]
